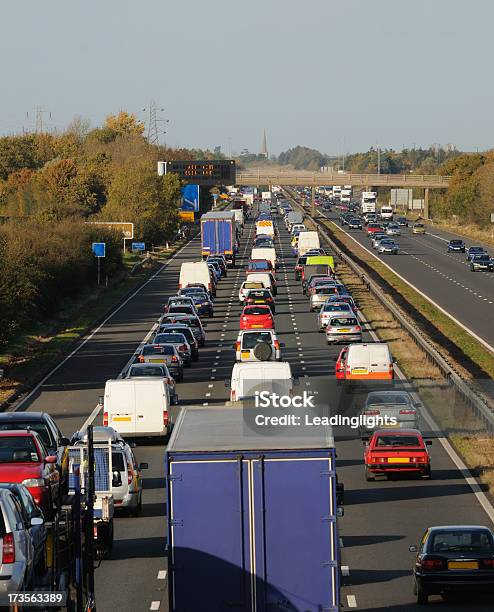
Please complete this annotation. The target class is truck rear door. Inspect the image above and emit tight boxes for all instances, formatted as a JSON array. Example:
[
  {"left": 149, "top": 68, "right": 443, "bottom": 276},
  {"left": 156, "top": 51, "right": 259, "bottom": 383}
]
[
  {"left": 251, "top": 453, "right": 339, "bottom": 611},
  {"left": 168, "top": 458, "right": 251, "bottom": 611}
]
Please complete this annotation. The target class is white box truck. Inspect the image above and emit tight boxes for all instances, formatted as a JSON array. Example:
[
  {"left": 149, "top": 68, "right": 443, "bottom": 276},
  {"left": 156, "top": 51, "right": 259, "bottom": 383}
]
[
  {"left": 361, "top": 191, "right": 377, "bottom": 213},
  {"left": 179, "top": 261, "right": 213, "bottom": 292}
]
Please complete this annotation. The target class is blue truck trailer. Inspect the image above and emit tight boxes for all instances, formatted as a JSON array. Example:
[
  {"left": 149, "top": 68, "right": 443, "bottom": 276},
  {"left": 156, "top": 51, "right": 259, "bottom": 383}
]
[
  {"left": 201, "top": 211, "right": 236, "bottom": 266},
  {"left": 165, "top": 406, "right": 342, "bottom": 611}
]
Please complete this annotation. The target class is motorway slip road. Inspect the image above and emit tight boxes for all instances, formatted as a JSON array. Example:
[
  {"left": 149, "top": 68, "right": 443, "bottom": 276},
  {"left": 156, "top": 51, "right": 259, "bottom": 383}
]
[
  {"left": 325, "top": 209, "right": 494, "bottom": 351},
  {"left": 9, "top": 210, "right": 494, "bottom": 611}
]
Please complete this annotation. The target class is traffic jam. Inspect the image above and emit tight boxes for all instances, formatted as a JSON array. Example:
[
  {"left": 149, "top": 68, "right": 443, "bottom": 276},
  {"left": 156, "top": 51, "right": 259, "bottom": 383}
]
[{"left": 1, "top": 188, "right": 493, "bottom": 610}]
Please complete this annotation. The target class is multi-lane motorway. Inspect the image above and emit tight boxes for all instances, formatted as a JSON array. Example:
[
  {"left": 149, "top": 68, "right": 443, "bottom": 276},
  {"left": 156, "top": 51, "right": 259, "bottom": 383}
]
[
  {"left": 11, "top": 206, "right": 494, "bottom": 610},
  {"left": 322, "top": 208, "right": 494, "bottom": 351}
]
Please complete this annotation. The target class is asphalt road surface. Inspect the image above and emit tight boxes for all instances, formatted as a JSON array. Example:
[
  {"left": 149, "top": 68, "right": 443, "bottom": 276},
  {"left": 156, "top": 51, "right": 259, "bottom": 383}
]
[
  {"left": 11, "top": 207, "right": 494, "bottom": 611},
  {"left": 323, "top": 208, "right": 494, "bottom": 351}
]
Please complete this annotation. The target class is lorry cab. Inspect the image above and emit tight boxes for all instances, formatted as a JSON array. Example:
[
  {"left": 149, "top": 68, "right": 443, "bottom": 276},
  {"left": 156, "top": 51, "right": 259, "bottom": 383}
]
[
  {"left": 102, "top": 379, "right": 171, "bottom": 438},
  {"left": 335, "top": 343, "right": 394, "bottom": 381}
]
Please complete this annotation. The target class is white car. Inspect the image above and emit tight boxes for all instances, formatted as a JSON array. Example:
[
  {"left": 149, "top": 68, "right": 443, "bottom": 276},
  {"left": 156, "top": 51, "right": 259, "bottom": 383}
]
[
  {"left": 239, "top": 280, "right": 265, "bottom": 304},
  {"left": 227, "top": 362, "right": 296, "bottom": 402},
  {"left": 386, "top": 224, "right": 401, "bottom": 236},
  {"left": 318, "top": 302, "right": 354, "bottom": 330},
  {"left": 234, "top": 329, "right": 283, "bottom": 362}
]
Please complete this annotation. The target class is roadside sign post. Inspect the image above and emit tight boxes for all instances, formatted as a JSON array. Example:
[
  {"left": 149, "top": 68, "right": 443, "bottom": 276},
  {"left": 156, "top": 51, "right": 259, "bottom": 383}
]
[
  {"left": 131, "top": 242, "right": 146, "bottom": 253},
  {"left": 85, "top": 222, "right": 134, "bottom": 254},
  {"left": 92, "top": 242, "right": 106, "bottom": 285}
]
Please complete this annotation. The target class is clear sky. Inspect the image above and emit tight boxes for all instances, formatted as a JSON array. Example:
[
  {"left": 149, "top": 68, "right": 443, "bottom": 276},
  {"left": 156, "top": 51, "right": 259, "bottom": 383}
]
[{"left": 1, "top": 0, "right": 492, "bottom": 155}]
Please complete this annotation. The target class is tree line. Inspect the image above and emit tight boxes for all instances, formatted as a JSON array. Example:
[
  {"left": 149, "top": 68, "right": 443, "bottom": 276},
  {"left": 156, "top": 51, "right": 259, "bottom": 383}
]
[{"left": 0, "top": 111, "right": 218, "bottom": 345}]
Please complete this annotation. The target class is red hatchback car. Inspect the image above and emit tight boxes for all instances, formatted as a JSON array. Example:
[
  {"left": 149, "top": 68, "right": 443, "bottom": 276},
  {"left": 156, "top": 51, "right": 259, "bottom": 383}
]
[
  {"left": 240, "top": 305, "right": 274, "bottom": 330},
  {"left": 363, "top": 429, "right": 431, "bottom": 481},
  {"left": 0, "top": 431, "right": 59, "bottom": 518}
]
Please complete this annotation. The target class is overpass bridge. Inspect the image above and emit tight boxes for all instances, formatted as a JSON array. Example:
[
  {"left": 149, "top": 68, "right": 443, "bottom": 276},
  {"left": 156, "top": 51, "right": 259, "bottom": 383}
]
[
  {"left": 236, "top": 169, "right": 450, "bottom": 189},
  {"left": 236, "top": 169, "right": 450, "bottom": 218}
]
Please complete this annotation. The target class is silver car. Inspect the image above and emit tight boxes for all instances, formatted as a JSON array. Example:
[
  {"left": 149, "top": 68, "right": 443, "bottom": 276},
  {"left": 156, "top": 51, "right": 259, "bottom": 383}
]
[
  {"left": 153, "top": 332, "right": 192, "bottom": 366},
  {"left": 372, "top": 234, "right": 389, "bottom": 249},
  {"left": 318, "top": 302, "right": 354, "bottom": 330},
  {"left": 123, "top": 362, "right": 178, "bottom": 405},
  {"left": 378, "top": 239, "right": 399, "bottom": 254},
  {"left": 358, "top": 390, "right": 419, "bottom": 437},
  {"left": 386, "top": 223, "right": 401, "bottom": 236},
  {"left": 0, "top": 488, "right": 39, "bottom": 592},
  {"left": 325, "top": 315, "right": 362, "bottom": 345},
  {"left": 136, "top": 344, "right": 184, "bottom": 381},
  {"left": 309, "top": 286, "right": 341, "bottom": 312}
]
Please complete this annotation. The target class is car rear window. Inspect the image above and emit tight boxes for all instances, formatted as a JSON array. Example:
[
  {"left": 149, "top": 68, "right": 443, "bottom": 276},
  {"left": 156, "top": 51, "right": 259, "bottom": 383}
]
[
  {"left": 375, "top": 435, "right": 421, "bottom": 447},
  {"left": 0, "top": 436, "right": 40, "bottom": 463},
  {"left": 0, "top": 422, "right": 54, "bottom": 449},
  {"left": 128, "top": 366, "right": 164, "bottom": 377},
  {"left": 242, "top": 332, "right": 273, "bottom": 349},
  {"left": 329, "top": 317, "right": 358, "bottom": 326},
  {"left": 159, "top": 334, "right": 186, "bottom": 344},
  {"left": 249, "top": 262, "right": 270, "bottom": 270},
  {"left": 169, "top": 306, "right": 194, "bottom": 314},
  {"left": 430, "top": 530, "right": 493, "bottom": 553},
  {"left": 244, "top": 306, "right": 270, "bottom": 315},
  {"left": 165, "top": 327, "right": 194, "bottom": 342},
  {"left": 247, "top": 290, "right": 270, "bottom": 299},
  {"left": 316, "top": 286, "right": 337, "bottom": 295},
  {"left": 323, "top": 304, "right": 350, "bottom": 312},
  {"left": 142, "top": 345, "right": 173, "bottom": 356},
  {"left": 112, "top": 452, "right": 126, "bottom": 472},
  {"left": 244, "top": 283, "right": 263, "bottom": 289}
]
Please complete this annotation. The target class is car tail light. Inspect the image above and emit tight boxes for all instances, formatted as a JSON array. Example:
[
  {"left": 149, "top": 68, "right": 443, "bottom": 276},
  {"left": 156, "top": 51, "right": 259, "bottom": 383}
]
[
  {"left": 163, "top": 411, "right": 169, "bottom": 427},
  {"left": 179, "top": 344, "right": 187, "bottom": 351},
  {"left": 171, "top": 356, "right": 178, "bottom": 363},
  {"left": 274, "top": 340, "right": 280, "bottom": 350},
  {"left": 103, "top": 411, "right": 108, "bottom": 426},
  {"left": 389, "top": 364, "right": 394, "bottom": 377},
  {"left": 138, "top": 355, "right": 145, "bottom": 363},
  {"left": 2, "top": 533, "right": 15, "bottom": 564},
  {"left": 481, "top": 558, "right": 494, "bottom": 568},
  {"left": 327, "top": 327, "right": 334, "bottom": 332},
  {"left": 399, "top": 409, "right": 416, "bottom": 415},
  {"left": 178, "top": 283, "right": 182, "bottom": 289},
  {"left": 355, "top": 326, "right": 362, "bottom": 332},
  {"left": 127, "top": 462, "right": 133, "bottom": 485},
  {"left": 371, "top": 457, "right": 387, "bottom": 463},
  {"left": 421, "top": 558, "right": 444, "bottom": 570},
  {"left": 94, "top": 525, "right": 98, "bottom": 539}
]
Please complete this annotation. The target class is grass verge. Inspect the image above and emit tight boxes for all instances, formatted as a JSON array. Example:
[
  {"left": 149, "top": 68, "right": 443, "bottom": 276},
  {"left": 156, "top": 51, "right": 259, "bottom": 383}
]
[{"left": 0, "top": 238, "right": 191, "bottom": 408}]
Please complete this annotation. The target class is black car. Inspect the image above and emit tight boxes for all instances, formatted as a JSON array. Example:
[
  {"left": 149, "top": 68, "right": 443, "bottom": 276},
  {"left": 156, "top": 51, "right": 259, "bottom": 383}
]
[
  {"left": 158, "top": 323, "right": 200, "bottom": 360},
  {"left": 396, "top": 216, "right": 409, "bottom": 227},
  {"left": 0, "top": 483, "right": 46, "bottom": 573},
  {"left": 348, "top": 218, "right": 362, "bottom": 230},
  {"left": 410, "top": 525, "right": 494, "bottom": 604},
  {"left": 244, "top": 288, "right": 276, "bottom": 313},
  {"left": 0, "top": 412, "right": 70, "bottom": 498},
  {"left": 447, "top": 239, "right": 466, "bottom": 253},
  {"left": 470, "top": 254, "right": 493, "bottom": 272}
]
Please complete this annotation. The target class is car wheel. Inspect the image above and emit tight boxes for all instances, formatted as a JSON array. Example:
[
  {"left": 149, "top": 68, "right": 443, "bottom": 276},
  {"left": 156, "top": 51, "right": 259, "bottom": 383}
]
[
  {"left": 414, "top": 580, "right": 428, "bottom": 605},
  {"left": 365, "top": 467, "right": 374, "bottom": 482},
  {"left": 422, "top": 467, "right": 432, "bottom": 479}
]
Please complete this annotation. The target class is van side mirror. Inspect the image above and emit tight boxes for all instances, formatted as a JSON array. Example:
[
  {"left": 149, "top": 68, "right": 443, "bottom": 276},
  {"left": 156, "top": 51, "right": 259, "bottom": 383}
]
[
  {"left": 409, "top": 545, "right": 418, "bottom": 553},
  {"left": 98, "top": 395, "right": 104, "bottom": 405},
  {"left": 337, "top": 507, "right": 344, "bottom": 517},
  {"left": 280, "top": 342, "right": 285, "bottom": 348}
]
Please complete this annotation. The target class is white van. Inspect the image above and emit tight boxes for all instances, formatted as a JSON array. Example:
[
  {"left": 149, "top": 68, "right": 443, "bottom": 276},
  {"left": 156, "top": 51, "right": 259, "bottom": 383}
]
[
  {"left": 246, "top": 272, "right": 277, "bottom": 295},
  {"left": 335, "top": 343, "right": 394, "bottom": 381},
  {"left": 297, "top": 231, "right": 320, "bottom": 256},
  {"left": 102, "top": 379, "right": 171, "bottom": 437},
  {"left": 380, "top": 206, "right": 393, "bottom": 221},
  {"left": 233, "top": 208, "right": 244, "bottom": 227},
  {"left": 256, "top": 220, "right": 275, "bottom": 237},
  {"left": 250, "top": 247, "right": 277, "bottom": 269},
  {"left": 179, "top": 262, "right": 213, "bottom": 293},
  {"left": 227, "top": 362, "right": 296, "bottom": 402}
]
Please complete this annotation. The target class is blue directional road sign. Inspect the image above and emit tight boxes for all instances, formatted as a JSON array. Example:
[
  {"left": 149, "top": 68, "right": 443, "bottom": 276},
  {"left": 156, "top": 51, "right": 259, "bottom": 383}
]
[
  {"left": 131, "top": 242, "right": 146, "bottom": 252},
  {"left": 92, "top": 242, "right": 106, "bottom": 258},
  {"left": 181, "top": 184, "right": 200, "bottom": 212}
]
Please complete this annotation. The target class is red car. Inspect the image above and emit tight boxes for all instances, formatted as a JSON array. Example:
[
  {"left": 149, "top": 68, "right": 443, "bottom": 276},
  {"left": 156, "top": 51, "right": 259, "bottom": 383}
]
[
  {"left": 240, "top": 305, "right": 274, "bottom": 330},
  {"left": 366, "top": 223, "right": 383, "bottom": 236},
  {"left": 363, "top": 429, "right": 431, "bottom": 481},
  {"left": 0, "top": 430, "right": 59, "bottom": 518}
]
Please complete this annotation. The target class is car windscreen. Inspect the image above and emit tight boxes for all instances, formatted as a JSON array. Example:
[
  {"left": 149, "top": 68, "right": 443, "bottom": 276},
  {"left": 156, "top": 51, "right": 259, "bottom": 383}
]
[
  {"left": 375, "top": 435, "right": 420, "bottom": 447},
  {"left": 128, "top": 365, "right": 164, "bottom": 377},
  {"left": 329, "top": 317, "right": 358, "bottom": 326},
  {"left": 242, "top": 332, "right": 273, "bottom": 349},
  {"left": 0, "top": 437, "right": 40, "bottom": 463},
  {"left": 0, "top": 422, "right": 54, "bottom": 449},
  {"left": 243, "top": 307, "right": 270, "bottom": 316},
  {"left": 474, "top": 255, "right": 490, "bottom": 261},
  {"left": 430, "top": 530, "right": 493, "bottom": 553},
  {"left": 450, "top": 240, "right": 462, "bottom": 245},
  {"left": 142, "top": 345, "right": 174, "bottom": 355}
]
